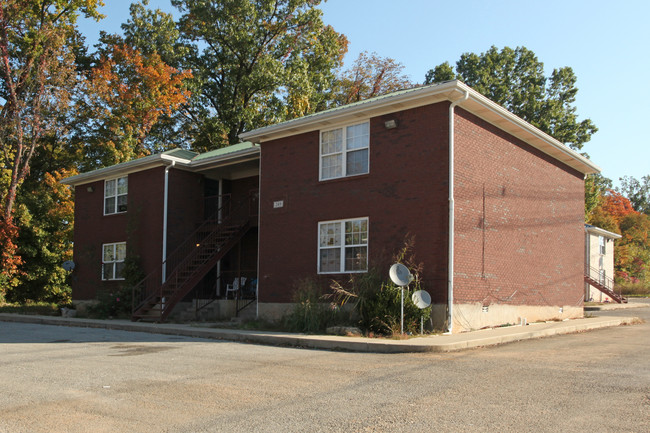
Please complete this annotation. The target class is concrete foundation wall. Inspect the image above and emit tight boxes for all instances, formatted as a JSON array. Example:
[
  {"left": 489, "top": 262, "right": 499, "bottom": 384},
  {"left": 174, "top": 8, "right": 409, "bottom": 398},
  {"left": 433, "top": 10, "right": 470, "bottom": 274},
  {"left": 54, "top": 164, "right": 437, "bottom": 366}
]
[{"left": 452, "top": 303, "right": 583, "bottom": 332}]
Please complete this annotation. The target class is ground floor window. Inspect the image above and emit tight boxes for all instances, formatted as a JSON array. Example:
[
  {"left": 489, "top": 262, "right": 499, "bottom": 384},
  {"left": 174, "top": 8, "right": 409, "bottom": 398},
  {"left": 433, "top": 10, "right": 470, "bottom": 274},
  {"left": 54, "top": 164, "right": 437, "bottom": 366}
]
[
  {"left": 318, "top": 218, "right": 368, "bottom": 273},
  {"left": 102, "top": 242, "right": 126, "bottom": 280}
]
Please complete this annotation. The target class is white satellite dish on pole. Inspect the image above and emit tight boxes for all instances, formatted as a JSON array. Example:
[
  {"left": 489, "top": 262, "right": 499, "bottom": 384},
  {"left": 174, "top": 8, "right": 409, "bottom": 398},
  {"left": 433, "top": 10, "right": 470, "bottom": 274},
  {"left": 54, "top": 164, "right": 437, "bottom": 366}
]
[
  {"left": 62, "top": 260, "right": 75, "bottom": 272},
  {"left": 412, "top": 290, "right": 432, "bottom": 334},
  {"left": 412, "top": 290, "right": 431, "bottom": 309},
  {"left": 389, "top": 263, "right": 412, "bottom": 287},
  {"left": 389, "top": 263, "right": 413, "bottom": 335}
]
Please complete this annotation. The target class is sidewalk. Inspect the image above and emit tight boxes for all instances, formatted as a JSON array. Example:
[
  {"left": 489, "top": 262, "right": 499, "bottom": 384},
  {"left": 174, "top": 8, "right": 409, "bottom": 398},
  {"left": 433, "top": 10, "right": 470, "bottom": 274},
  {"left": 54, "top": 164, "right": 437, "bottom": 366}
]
[
  {"left": 584, "top": 300, "right": 649, "bottom": 311},
  {"left": 0, "top": 308, "right": 643, "bottom": 353}
]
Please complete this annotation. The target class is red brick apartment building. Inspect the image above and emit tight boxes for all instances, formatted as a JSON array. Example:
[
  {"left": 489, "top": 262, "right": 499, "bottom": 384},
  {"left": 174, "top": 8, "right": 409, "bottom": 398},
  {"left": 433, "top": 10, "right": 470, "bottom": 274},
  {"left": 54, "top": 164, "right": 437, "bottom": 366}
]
[{"left": 63, "top": 80, "right": 600, "bottom": 332}]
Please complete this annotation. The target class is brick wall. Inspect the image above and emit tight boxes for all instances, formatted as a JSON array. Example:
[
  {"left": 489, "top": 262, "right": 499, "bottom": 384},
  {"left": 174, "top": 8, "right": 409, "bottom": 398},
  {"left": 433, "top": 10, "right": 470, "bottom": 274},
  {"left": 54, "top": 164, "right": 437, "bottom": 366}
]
[
  {"left": 258, "top": 103, "right": 451, "bottom": 303},
  {"left": 72, "top": 167, "right": 166, "bottom": 299},
  {"left": 453, "top": 108, "right": 585, "bottom": 308},
  {"left": 166, "top": 169, "right": 204, "bottom": 255}
]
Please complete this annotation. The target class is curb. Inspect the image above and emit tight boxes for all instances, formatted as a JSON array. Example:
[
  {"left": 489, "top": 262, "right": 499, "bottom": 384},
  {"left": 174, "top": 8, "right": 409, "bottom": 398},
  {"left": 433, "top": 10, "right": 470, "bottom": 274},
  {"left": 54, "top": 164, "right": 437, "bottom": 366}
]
[{"left": 0, "top": 313, "right": 640, "bottom": 353}]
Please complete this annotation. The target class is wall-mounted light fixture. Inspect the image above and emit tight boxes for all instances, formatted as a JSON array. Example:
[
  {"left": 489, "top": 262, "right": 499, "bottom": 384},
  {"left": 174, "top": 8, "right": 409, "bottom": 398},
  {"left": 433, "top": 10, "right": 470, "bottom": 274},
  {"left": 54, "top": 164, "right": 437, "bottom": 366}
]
[
  {"left": 86, "top": 186, "right": 94, "bottom": 193},
  {"left": 384, "top": 119, "right": 398, "bottom": 129}
]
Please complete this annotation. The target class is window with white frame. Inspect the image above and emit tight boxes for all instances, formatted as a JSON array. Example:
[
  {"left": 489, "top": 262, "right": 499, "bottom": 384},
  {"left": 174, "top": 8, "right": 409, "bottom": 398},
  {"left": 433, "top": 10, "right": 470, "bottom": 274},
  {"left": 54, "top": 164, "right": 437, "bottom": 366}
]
[
  {"left": 104, "top": 176, "right": 128, "bottom": 215},
  {"left": 320, "top": 122, "right": 369, "bottom": 180},
  {"left": 102, "top": 242, "right": 126, "bottom": 280},
  {"left": 318, "top": 218, "right": 368, "bottom": 273},
  {"left": 599, "top": 235, "right": 606, "bottom": 255}
]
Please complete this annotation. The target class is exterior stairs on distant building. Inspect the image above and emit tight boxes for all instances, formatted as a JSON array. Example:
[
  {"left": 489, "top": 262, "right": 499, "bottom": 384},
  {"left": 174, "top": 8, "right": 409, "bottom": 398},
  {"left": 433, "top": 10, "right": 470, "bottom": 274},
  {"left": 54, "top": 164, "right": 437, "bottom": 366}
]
[{"left": 584, "top": 266, "right": 627, "bottom": 304}]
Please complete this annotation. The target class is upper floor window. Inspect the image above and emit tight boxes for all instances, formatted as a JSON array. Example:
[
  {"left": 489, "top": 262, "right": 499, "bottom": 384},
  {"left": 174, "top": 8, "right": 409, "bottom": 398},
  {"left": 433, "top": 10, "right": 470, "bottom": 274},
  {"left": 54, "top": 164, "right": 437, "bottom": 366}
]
[
  {"left": 104, "top": 176, "right": 128, "bottom": 215},
  {"left": 318, "top": 218, "right": 368, "bottom": 274},
  {"left": 599, "top": 235, "right": 606, "bottom": 255},
  {"left": 320, "top": 122, "right": 369, "bottom": 180},
  {"left": 102, "top": 242, "right": 126, "bottom": 280}
]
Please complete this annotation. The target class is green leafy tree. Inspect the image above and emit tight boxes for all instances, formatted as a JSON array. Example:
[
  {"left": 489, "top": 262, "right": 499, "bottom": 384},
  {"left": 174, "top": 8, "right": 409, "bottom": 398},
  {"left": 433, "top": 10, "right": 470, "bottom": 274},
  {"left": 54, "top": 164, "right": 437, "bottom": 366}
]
[
  {"left": 8, "top": 168, "right": 75, "bottom": 304},
  {"left": 122, "top": 0, "right": 190, "bottom": 68},
  {"left": 171, "top": 0, "right": 348, "bottom": 150},
  {"left": 0, "top": 0, "right": 102, "bottom": 221},
  {"left": 0, "top": 0, "right": 103, "bottom": 296},
  {"left": 333, "top": 51, "right": 413, "bottom": 105},
  {"left": 585, "top": 173, "right": 612, "bottom": 222},
  {"left": 618, "top": 175, "right": 650, "bottom": 215},
  {"left": 120, "top": 1, "right": 196, "bottom": 149},
  {"left": 424, "top": 46, "right": 597, "bottom": 150}
]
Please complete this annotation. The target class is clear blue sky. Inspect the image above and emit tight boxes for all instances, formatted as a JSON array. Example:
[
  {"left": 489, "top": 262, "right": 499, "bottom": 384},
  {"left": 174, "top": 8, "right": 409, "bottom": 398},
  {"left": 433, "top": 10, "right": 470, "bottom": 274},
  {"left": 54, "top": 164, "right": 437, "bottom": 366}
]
[{"left": 80, "top": 0, "right": 650, "bottom": 187}]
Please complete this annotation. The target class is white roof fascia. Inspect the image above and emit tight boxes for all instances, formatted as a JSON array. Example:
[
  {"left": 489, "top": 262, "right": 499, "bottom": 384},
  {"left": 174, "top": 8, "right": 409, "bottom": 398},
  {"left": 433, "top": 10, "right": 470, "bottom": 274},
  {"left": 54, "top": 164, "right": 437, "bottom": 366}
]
[
  {"left": 240, "top": 80, "right": 600, "bottom": 175},
  {"left": 585, "top": 225, "right": 622, "bottom": 239},
  {"left": 239, "top": 81, "right": 461, "bottom": 143},
  {"left": 61, "top": 153, "right": 192, "bottom": 186},
  {"left": 460, "top": 82, "right": 601, "bottom": 174}
]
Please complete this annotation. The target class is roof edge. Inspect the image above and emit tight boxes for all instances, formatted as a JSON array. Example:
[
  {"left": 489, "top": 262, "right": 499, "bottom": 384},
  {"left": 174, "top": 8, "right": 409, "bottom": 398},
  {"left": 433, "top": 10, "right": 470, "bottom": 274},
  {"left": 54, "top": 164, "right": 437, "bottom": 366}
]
[
  {"left": 239, "top": 80, "right": 600, "bottom": 175},
  {"left": 61, "top": 153, "right": 193, "bottom": 186},
  {"left": 458, "top": 81, "right": 601, "bottom": 174},
  {"left": 585, "top": 224, "right": 622, "bottom": 239},
  {"left": 62, "top": 144, "right": 262, "bottom": 186}
]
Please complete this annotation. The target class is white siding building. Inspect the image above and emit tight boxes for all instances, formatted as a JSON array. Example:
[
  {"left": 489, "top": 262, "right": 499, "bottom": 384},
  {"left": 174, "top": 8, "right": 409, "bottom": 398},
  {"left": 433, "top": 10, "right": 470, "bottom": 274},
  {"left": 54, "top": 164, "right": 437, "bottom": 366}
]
[{"left": 585, "top": 224, "right": 621, "bottom": 302}]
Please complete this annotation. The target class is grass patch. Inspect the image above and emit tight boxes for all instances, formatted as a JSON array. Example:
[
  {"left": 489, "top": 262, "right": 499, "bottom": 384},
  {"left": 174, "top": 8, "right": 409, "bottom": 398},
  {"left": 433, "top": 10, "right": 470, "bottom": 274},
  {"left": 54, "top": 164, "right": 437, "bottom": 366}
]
[
  {"left": 0, "top": 302, "right": 61, "bottom": 316},
  {"left": 618, "top": 281, "right": 650, "bottom": 297}
]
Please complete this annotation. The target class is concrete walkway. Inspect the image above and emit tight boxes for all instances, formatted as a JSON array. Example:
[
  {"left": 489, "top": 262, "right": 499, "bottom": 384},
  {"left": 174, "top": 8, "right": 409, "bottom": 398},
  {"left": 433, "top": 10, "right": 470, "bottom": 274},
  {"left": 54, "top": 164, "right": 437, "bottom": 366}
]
[{"left": 1, "top": 303, "right": 645, "bottom": 353}]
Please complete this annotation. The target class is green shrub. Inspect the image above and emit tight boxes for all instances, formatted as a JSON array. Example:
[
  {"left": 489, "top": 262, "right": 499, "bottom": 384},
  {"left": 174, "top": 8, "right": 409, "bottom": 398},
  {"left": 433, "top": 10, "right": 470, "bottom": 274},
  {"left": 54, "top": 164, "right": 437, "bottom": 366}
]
[
  {"left": 327, "top": 236, "right": 432, "bottom": 336},
  {"left": 87, "top": 285, "right": 133, "bottom": 319},
  {"left": 329, "top": 270, "right": 430, "bottom": 336},
  {"left": 284, "top": 278, "right": 346, "bottom": 333},
  {"left": 87, "top": 254, "right": 142, "bottom": 319},
  {"left": 363, "top": 280, "right": 430, "bottom": 335},
  {"left": 618, "top": 280, "right": 650, "bottom": 297}
]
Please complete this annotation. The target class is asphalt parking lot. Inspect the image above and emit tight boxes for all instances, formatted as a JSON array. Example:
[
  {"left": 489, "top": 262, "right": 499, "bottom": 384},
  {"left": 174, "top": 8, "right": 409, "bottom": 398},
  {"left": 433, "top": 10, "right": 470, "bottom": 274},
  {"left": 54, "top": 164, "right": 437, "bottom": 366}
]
[{"left": 1, "top": 303, "right": 648, "bottom": 432}]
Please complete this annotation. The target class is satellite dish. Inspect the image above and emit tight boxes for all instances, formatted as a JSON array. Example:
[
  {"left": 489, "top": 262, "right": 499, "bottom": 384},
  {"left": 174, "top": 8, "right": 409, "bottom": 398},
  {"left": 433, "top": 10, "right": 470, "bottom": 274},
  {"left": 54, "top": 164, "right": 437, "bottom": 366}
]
[
  {"left": 389, "top": 263, "right": 412, "bottom": 287},
  {"left": 62, "top": 260, "right": 75, "bottom": 272},
  {"left": 412, "top": 290, "right": 431, "bottom": 309}
]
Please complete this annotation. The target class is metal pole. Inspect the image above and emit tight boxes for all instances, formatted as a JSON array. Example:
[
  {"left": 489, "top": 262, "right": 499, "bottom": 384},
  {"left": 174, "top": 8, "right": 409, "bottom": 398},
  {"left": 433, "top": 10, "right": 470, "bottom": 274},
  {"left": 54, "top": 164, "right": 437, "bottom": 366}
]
[{"left": 401, "top": 286, "right": 404, "bottom": 335}]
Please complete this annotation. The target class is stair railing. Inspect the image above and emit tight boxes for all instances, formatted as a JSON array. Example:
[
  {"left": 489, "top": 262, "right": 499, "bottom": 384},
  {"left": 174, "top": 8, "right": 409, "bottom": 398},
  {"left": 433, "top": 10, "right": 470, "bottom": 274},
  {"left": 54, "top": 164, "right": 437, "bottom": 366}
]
[
  {"left": 585, "top": 264, "right": 624, "bottom": 302},
  {"left": 132, "top": 192, "right": 256, "bottom": 319}
]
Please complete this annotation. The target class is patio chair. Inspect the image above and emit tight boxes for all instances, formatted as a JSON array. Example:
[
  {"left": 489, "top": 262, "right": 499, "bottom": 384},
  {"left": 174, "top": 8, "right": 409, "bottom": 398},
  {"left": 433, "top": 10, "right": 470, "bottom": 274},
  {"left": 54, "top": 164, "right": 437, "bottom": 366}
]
[{"left": 225, "top": 277, "right": 247, "bottom": 299}]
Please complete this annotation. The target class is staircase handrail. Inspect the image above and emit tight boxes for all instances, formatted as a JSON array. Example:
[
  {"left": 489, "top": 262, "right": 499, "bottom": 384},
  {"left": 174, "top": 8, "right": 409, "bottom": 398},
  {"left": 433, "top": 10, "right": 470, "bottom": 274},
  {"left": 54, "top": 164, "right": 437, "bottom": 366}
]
[
  {"left": 584, "top": 264, "right": 624, "bottom": 302},
  {"left": 585, "top": 265, "right": 616, "bottom": 290},
  {"left": 132, "top": 191, "right": 256, "bottom": 317}
]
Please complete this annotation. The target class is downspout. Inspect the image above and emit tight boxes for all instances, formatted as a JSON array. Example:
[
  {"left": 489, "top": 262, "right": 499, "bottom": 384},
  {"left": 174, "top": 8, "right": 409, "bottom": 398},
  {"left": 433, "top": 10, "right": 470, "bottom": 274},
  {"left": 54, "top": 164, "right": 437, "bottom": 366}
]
[
  {"left": 446, "top": 89, "right": 469, "bottom": 334},
  {"left": 162, "top": 160, "right": 175, "bottom": 283},
  {"left": 256, "top": 144, "right": 262, "bottom": 319},
  {"left": 216, "top": 179, "right": 223, "bottom": 295}
]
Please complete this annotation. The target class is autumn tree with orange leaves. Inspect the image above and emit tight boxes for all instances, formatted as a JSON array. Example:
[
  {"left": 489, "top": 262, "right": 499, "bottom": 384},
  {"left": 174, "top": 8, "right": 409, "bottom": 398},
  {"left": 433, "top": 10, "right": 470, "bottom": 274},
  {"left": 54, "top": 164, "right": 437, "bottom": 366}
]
[
  {"left": 334, "top": 51, "right": 413, "bottom": 106},
  {"left": 74, "top": 38, "right": 192, "bottom": 169},
  {"left": 587, "top": 187, "right": 650, "bottom": 289}
]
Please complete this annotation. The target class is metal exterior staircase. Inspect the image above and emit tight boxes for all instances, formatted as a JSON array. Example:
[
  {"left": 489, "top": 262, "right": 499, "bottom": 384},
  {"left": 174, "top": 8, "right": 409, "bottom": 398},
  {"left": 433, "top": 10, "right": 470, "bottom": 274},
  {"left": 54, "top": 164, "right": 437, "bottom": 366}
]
[
  {"left": 131, "top": 195, "right": 253, "bottom": 322},
  {"left": 584, "top": 265, "right": 627, "bottom": 304}
]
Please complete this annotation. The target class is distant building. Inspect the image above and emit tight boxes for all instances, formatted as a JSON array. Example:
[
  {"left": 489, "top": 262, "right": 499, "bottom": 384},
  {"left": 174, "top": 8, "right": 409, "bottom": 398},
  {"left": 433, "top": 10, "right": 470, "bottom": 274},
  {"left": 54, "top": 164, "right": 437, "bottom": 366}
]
[{"left": 584, "top": 224, "right": 622, "bottom": 302}]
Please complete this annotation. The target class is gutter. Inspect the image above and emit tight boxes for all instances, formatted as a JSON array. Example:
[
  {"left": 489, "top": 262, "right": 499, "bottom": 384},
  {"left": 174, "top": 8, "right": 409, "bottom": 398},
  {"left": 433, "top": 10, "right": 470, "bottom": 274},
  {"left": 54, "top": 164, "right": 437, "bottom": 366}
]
[
  {"left": 446, "top": 89, "right": 469, "bottom": 334},
  {"left": 584, "top": 224, "right": 622, "bottom": 239},
  {"left": 61, "top": 154, "right": 192, "bottom": 186}
]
